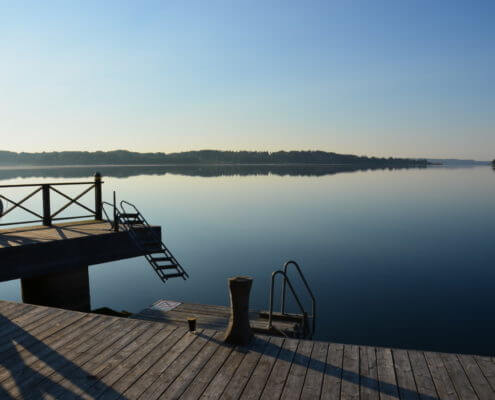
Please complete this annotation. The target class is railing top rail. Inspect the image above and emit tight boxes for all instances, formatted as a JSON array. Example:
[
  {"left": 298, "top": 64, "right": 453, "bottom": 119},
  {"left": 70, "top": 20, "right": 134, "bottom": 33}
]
[{"left": 0, "top": 181, "right": 101, "bottom": 188}]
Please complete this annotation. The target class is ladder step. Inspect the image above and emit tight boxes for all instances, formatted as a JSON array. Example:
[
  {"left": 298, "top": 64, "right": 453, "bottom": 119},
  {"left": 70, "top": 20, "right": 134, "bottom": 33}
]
[
  {"left": 151, "top": 257, "right": 172, "bottom": 262},
  {"left": 162, "top": 272, "right": 185, "bottom": 279},
  {"left": 121, "top": 213, "right": 139, "bottom": 218},
  {"left": 141, "top": 240, "right": 161, "bottom": 246},
  {"left": 258, "top": 311, "right": 306, "bottom": 322},
  {"left": 156, "top": 264, "right": 179, "bottom": 270}
]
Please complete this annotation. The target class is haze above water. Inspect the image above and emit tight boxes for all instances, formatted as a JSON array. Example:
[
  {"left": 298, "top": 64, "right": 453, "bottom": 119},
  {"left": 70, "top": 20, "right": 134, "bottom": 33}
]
[{"left": 1, "top": 165, "right": 494, "bottom": 355}]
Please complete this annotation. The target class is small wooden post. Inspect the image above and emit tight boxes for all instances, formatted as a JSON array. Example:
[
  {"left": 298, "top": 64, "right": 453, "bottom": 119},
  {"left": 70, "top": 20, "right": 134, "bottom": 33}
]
[
  {"left": 223, "top": 276, "right": 253, "bottom": 345},
  {"left": 42, "top": 184, "right": 51, "bottom": 226},
  {"left": 94, "top": 172, "right": 102, "bottom": 221}
]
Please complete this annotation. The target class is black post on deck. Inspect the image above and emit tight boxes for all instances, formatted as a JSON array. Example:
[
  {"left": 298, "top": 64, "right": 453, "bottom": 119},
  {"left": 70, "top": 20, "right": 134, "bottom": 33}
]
[
  {"left": 42, "top": 184, "right": 51, "bottom": 226},
  {"left": 113, "top": 190, "right": 119, "bottom": 232},
  {"left": 94, "top": 172, "right": 102, "bottom": 220}
]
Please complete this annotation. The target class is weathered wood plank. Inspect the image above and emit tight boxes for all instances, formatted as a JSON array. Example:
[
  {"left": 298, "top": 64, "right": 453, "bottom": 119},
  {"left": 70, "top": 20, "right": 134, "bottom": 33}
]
[
  {"left": 75, "top": 321, "right": 174, "bottom": 399},
  {"left": 0, "top": 309, "right": 83, "bottom": 384},
  {"left": 99, "top": 326, "right": 190, "bottom": 400},
  {"left": 392, "top": 349, "right": 420, "bottom": 400},
  {"left": 440, "top": 353, "right": 478, "bottom": 400},
  {"left": 11, "top": 316, "right": 124, "bottom": 400},
  {"left": 45, "top": 321, "right": 153, "bottom": 400},
  {"left": 141, "top": 330, "right": 218, "bottom": 400},
  {"left": 360, "top": 346, "right": 379, "bottom": 400},
  {"left": 340, "top": 344, "right": 360, "bottom": 400},
  {"left": 0, "top": 313, "right": 99, "bottom": 390},
  {"left": 474, "top": 355, "right": 495, "bottom": 393},
  {"left": 259, "top": 338, "right": 299, "bottom": 400},
  {"left": 280, "top": 338, "right": 313, "bottom": 400},
  {"left": 219, "top": 336, "right": 271, "bottom": 400},
  {"left": 424, "top": 351, "right": 459, "bottom": 400},
  {"left": 300, "top": 341, "right": 328, "bottom": 400},
  {"left": 376, "top": 347, "right": 400, "bottom": 400},
  {"left": 321, "top": 342, "right": 344, "bottom": 400},
  {"left": 122, "top": 329, "right": 207, "bottom": 399},
  {"left": 160, "top": 331, "right": 228, "bottom": 399},
  {"left": 12, "top": 317, "right": 136, "bottom": 399},
  {"left": 179, "top": 337, "right": 235, "bottom": 400},
  {"left": 199, "top": 345, "right": 249, "bottom": 400},
  {"left": 0, "top": 306, "right": 58, "bottom": 348},
  {"left": 457, "top": 354, "right": 494, "bottom": 400},
  {"left": 408, "top": 350, "right": 439, "bottom": 400},
  {"left": 239, "top": 336, "right": 284, "bottom": 400}
]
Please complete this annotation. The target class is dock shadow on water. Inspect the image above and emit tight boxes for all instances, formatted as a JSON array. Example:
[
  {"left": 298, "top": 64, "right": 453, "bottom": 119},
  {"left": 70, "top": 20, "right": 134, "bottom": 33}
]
[{"left": 0, "top": 312, "right": 127, "bottom": 400}]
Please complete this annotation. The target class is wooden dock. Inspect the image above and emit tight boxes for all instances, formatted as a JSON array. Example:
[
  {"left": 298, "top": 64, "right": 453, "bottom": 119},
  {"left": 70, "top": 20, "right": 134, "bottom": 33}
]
[
  {"left": 0, "top": 220, "right": 161, "bottom": 281},
  {"left": 0, "top": 300, "right": 493, "bottom": 399},
  {"left": 0, "top": 220, "right": 162, "bottom": 312},
  {"left": 133, "top": 299, "right": 305, "bottom": 338}
]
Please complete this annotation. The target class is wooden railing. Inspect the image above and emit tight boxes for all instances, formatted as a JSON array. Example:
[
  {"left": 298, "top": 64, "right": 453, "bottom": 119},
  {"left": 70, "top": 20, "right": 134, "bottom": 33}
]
[{"left": 0, "top": 173, "right": 103, "bottom": 227}]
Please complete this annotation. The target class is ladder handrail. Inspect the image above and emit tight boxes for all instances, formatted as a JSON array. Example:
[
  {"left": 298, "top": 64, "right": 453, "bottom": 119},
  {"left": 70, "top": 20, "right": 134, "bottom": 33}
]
[
  {"left": 281, "top": 260, "right": 316, "bottom": 335},
  {"left": 120, "top": 200, "right": 153, "bottom": 231},
  {"left": 269, "top": 270, "right": 309, "bottom": 337},
  {"left": 119, "top": 200, "right": 189, "bottom": 279},
  {"left": 101, "top": 200, "right": 119, "bottom": 231}
]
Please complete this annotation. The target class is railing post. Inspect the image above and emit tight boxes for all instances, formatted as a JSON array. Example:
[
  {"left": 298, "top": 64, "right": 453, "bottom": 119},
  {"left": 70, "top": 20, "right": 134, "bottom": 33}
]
[
  {"left": 42, "top": 184, "right": 51, "bottom": 226},
  {"left": 113, "top": 191, "right": 119, "bottom": 232},
  {"left": 94, "top": 172, "right": 102, "bottom": 220}
]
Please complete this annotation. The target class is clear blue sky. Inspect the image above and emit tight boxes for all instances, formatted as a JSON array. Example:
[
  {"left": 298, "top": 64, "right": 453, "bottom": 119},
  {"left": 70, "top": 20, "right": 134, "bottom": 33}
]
[{"left": 0, "top": 1, "right": 493, "bottom": 159}]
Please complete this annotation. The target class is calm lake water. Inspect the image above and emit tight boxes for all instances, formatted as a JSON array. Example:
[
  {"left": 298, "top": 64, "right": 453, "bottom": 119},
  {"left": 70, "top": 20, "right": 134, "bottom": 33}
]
[{"left": 1, "top": 165, "right": 494, "bottom": 355}]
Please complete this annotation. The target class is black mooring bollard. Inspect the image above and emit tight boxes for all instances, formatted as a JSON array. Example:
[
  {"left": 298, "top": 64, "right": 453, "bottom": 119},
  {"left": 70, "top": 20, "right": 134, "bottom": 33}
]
[{"left": 223, "top": 276, "right": 254, "bottom": 345}]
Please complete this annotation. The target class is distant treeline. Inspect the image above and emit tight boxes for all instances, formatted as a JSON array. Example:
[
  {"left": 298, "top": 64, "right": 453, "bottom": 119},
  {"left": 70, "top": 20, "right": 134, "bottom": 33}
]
[{"left": 0, "top": 150, "right": 427, "bottom": 167}]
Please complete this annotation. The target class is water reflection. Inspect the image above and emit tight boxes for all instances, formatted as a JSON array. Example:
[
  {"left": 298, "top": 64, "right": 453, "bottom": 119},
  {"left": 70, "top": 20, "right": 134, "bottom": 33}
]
[{"left": 0, "top": 164, "right": 424, "bottom": 180}]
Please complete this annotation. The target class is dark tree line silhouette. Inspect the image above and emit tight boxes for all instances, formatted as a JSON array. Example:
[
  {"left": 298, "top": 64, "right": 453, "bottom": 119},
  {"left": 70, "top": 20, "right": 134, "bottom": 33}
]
[{"left": 0, "top": 150, "right": 427, "bottom": 167}]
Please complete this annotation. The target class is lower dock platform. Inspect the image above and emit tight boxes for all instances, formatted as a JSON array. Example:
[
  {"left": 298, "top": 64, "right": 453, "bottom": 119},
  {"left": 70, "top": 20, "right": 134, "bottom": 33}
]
[
  {"left": 0, "top": 300, "right": 494, "bottom": 399},
  {"left": 133, "top": 299, "right": 306, "bottom": 338}
]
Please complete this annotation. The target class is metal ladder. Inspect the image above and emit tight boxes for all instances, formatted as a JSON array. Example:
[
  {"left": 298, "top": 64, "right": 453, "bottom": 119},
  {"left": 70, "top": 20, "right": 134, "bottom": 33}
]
[
  {"left": 102, "top": 199, "right": 189, "bottom": 283},
  {"left": 265, "top": 260, "right": 316, "bottom": 338}
]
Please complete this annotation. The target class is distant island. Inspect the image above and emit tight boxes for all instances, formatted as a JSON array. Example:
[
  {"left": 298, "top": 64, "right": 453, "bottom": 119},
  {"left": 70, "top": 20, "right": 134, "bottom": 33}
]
[
  {"left": 427, "top": 158, "right": 490, "bottom": 166},
  {"left": 0, "top": 150, "right": 427, "bottom": 168}
]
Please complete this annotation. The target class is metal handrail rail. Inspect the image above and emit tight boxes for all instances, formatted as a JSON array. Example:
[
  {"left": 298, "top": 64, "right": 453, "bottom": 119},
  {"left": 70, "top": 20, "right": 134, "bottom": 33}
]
[
  {"left": 281, "top": 260, "right": 316, "bottom": 335},
  {"left": 101, "top": 201, "right": 119, "bottom": 231},
  {"left": 269, "top": 270, "right": 309, "bottom": 337}
]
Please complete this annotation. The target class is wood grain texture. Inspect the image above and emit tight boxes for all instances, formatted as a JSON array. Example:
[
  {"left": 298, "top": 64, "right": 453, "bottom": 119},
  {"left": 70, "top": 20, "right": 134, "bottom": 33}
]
[{"left": 0, "top": 300, "right": 491, "bottom": 400}]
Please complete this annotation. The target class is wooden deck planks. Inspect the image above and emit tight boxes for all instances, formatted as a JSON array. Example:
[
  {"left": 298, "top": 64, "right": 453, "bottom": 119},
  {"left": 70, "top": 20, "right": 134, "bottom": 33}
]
[
  {"left": 424, "top": 351, "right": 460, "bottom": 400},
  {"left": 259, "top": 338, "right": 299, "bottom": 400},
  {"left": 135, "top": 300, "right": 301, "bottom": 337},
  {"left": 239, "top": 336, "right": 284, "bottom": 400},
  {"left": 280, "top": 338, "right": 313, "bottom": 400},
  {"left": 392, "top": 349, "right": 420, "bottom": 400},
  {"left": 0, "top": 300, "right": 492, "bottom": 399},
  {"left": 376, "top": 347, "right": 400, "bottom": 400},
  {"left": 300, "top": 341, "right": 328, "bottom": 400},
  {"left": 321, "top": 342, "right": 344, "bottom": 400},
  {"left": 360, "top": 346, "right": 379, "bottom": 400},
  {"left": 0, "top": 221, "right": 114, "bottom": 248},
  {"left": 408, "top": 350, "right": 439, "bottom": 400}
]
